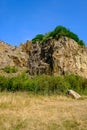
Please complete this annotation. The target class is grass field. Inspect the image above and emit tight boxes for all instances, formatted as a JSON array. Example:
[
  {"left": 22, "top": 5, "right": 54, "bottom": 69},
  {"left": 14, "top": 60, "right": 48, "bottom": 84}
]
[{"left": 0, "top": 92, "right": 87, "bottom": 130}]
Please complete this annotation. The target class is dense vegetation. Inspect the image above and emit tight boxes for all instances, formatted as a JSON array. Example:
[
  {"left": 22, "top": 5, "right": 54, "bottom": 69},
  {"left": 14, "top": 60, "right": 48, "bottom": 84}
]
[
  {"left": 0, "top": 73, "right": 87, "bottom": 95},
  {"left": 32, "top": 26, "right": 85, "bottom": 46}
]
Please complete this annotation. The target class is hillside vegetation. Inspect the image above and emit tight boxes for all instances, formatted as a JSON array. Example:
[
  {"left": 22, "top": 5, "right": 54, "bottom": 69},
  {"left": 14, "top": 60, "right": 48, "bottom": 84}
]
[
  {"left": 32, "top": 26, "right": 85, "bottom": 46},
  {"left": 0, "top": 74, "right": 87, "bottom": 95}
]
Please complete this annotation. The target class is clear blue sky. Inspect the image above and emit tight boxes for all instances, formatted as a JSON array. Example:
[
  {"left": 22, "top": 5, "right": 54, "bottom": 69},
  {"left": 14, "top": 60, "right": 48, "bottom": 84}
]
[{"left": 0, "top": 0, "right": 87, "bottom": 46}]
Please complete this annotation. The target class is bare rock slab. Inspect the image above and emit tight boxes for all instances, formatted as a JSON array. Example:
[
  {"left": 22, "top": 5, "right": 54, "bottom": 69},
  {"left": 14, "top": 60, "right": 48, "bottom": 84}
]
[{"left": 67, "top": 89, "right": 81, "bottom": 99}]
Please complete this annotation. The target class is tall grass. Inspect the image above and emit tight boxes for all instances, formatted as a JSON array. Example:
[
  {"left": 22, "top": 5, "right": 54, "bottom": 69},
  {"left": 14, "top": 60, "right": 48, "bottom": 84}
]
[{"left": 0, "top": 92, "right": 87, "bottom": 130}]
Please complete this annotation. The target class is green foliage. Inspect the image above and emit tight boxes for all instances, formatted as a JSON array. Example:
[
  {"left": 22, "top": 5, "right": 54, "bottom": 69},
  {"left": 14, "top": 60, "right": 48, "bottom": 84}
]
[
  {"left": 0, "top": 74, "right": 87, "bottom": 95},
  {"left": 52, "top": 26, "right": 79, "bottom": 42},
  {"left": 65, "top": 74, "right": 85, "bottom": 94},
  {"left": 0, "top": 76, "right": 7, "bottom": 91},
  {"left": 32, "top": 25, "right": 85, "bottom": 46},
  {"left": 3, "top": 66, "right": 18, "bottom": 73},
  {"left": 32, "top": 34, "right": 44, "bottom": 43},
  {"left": 78, "top": 40, "right": 85, "bottom": 46},
  {"left": 42, "top": 32, "right": 53, "bottom": 43}
]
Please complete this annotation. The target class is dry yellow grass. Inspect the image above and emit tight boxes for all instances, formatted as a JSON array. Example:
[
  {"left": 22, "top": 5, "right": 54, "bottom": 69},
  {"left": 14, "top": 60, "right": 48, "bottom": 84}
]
[{"left": 0, "top": 92, "right": 87, "bottom": 130}]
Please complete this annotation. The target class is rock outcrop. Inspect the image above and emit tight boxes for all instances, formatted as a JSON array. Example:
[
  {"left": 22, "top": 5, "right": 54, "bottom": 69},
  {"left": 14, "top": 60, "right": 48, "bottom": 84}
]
[
  {"left": 28, "top": 40, "right": 53, "bottom": 75},
  {"left": 28, "top": 37, "right": 87, "bottom": 78},
  {"left": 0, "top": 41, "right": 29, "bottom": 71},
  {"left": 1, "top": 36, "right": 87, "bottom": 78}
]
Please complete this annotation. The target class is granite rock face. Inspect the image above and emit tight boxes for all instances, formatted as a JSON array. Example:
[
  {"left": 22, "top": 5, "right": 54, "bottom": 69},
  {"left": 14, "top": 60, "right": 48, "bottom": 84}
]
[{"left": 28, "top": 37, "right": 87, "bottom": 78}]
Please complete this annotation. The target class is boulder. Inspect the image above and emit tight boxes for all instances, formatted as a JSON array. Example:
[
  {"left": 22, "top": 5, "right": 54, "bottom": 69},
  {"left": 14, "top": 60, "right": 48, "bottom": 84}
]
[{"left": 67, "top": 89, "right": 81, "bottom": 99}]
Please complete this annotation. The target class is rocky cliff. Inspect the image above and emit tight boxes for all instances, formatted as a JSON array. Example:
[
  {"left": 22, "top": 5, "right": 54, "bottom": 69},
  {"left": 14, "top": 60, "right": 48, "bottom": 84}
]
[
  {"left": 28, "top": 37, "right": 87, "bottom": 78},
  {"left": 0, "top": 41, "right": 28, "bottom": 73},
  {"left": 0, "top": 37, "right": 87, "bottom": 78}
]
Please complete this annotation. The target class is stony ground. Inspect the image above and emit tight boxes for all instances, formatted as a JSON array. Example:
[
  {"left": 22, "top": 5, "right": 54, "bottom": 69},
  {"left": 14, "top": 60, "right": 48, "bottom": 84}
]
[{"left": 0, "top": 92, "right": 87, "bottom": 130}]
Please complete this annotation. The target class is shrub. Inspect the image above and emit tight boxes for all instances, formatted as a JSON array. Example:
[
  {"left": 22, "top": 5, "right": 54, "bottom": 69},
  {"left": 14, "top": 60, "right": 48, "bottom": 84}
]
[
  {"left": 49, "top": 26, "right": 84, "bottom": 45},
  {"left": 32, "top": 34, "right": 44, "bottom": 43},
  {"left": 4, "top": 66, "right": 18, "bottom": 73},
  {"left": 0, "top": 75, "right": 7, "bottom": 91},
  {"left": 78, "top": 40, "right": 85, "bottom": 46},
  {"left": 32, "top": 25, "right": 85, "bottom": 46},
  {"left": 81, "top": 78, "right": 87, "bottom": 94},
  {"left": 0, "top": 74, "right": 87, "bottom": 95},
  {"left": 42, "top": 32, "right": 53, "bottom": 43},
  {"left": 0, "top": 74, "right": 70, "bottom": 94},
  {"left": 65, "top": 74, "right": 85, "bottom": 94}
]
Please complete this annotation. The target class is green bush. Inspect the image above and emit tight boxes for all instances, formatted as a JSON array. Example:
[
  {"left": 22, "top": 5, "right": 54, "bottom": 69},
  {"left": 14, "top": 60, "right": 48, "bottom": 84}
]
[
  {"left": 4, "top": 66, "right": 18, "bottom": 73},
  {"left": 32, "top": 34, "right": 44, "bottom": 43},
  {"left": 0, "top": 74, "right": 87, "bottom": 95},
  {"left": 53, "top": 26, "right": 80, "bottom": 42},
  {"left": 78, "top": 40, "right": 85, "bottom": 46},
  {"left": 32, "top": 25, "right": 85, "bottom": 46},
  {"left": 0, "top": 75, "right": 7, "bottom": 91},
  {"left": 65, "top": 74, "right": 84, "bottom": 94}
]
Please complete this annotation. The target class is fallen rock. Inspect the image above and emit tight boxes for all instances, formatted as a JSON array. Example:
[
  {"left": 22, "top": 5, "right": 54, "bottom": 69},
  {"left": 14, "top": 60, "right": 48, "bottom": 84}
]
[{"left": 67, "top": 89, "right": 81, "bottom": 99}]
